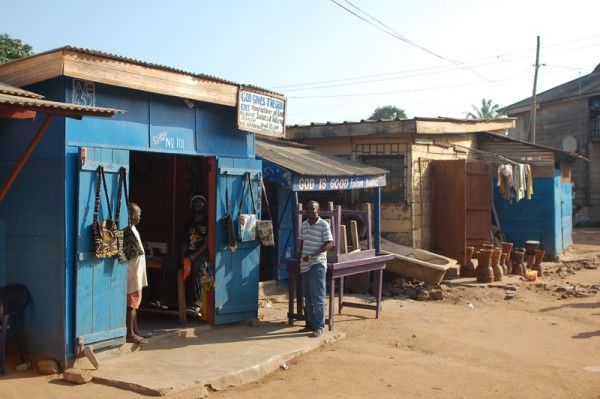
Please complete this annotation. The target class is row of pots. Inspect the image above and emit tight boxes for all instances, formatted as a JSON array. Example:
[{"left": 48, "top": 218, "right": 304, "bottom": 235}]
[{"left": 460, "top": 242, "right": 545, "bottom": 283}]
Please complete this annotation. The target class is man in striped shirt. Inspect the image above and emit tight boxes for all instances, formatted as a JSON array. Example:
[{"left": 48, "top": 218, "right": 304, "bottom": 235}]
[{"left": 298, "top": 200, "right": 333, "bottom": 337}]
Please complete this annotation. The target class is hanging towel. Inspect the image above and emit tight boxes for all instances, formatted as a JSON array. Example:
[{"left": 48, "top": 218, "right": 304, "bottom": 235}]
[{"left": 526, "top": 164, "right": 534, "bottom": 200}]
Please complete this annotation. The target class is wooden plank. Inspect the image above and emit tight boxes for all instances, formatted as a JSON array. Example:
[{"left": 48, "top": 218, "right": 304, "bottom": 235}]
[
  {"left": 0, "top": 51, "right": 65, "bottom": 87},
  {"left": 340, "top": 224, "right": 348, "bottom": 254},
  {"left": 349, "top": 220, "right": 359, "bottom": 251},
  {"left": 63, "top": 52, "right": 239, "bottom": 107},
  {"left": 416, "top": 119, "right": 515, "bottom": 134}
]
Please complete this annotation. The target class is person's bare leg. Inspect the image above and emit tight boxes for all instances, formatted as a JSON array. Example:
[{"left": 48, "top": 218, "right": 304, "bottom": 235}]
[
  {"left": 127, "top": 307, "right": 147, "bottom": 344},
  {"left": 132, "top": 309, "right": 151, "bottom": 339}
]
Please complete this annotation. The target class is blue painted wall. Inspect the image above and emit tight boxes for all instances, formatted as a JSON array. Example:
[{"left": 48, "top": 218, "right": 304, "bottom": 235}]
[
  {"left": 0, "top": 81, "right": 68, "bottom": 359},
  {"left": 0, "top": 76, "right": 260, "bottom": 364},
  {"left": 493, "top": 173, "right": 573, "bottom": 259}
]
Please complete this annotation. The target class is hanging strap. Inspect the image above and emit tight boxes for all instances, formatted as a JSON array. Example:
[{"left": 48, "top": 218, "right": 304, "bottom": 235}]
[
  {"left": 238, "top": 172, "right": 257, "bottom": 214},
  {"left": 115, "top": 168, "right": 125, "bottom": 224},
  {"left": 95, "top": 166, "right": 114, "bottom": 222},
  {"left": 116, "top": 167, "right": 130, "bottom": 226},
  {"left": 93, "top": 166, "right": 103, "bottom": 224},
  {"left": 100, "top": 166, "right": 113, "bottom": 220},
  {"left": 225, "top": 172, "right": 231, "bottom": 214},
  {"left": 260, "top": 178, "right": 272, "bottom": 221}
]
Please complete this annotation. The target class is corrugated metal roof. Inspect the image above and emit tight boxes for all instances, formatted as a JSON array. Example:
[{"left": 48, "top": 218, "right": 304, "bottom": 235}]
[
  {"left": 0, "top": 82, "right": 43, "bottom": 99},
  {"left": 0, "top": 92, "right": 124, "bottom": 117},
  {"left": 501, "top": 68, "right": 600, "bottom": 112},
  {"left": 288, "top": 116, "right": 515, "bottom": 128},
  {"left": 256, "top": 140, "right": 388, "bottom": 177},
  {"left": 16, "top": 46, "right": 283, "bottom": 98},
  {"left": 480, "top": 132, "right": 588, "bottom": 162}
]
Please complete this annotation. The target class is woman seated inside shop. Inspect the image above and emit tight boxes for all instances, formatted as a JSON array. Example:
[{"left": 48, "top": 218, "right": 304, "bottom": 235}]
[{"left": 150, "top": 195, "right": 209, "bottom": 317}]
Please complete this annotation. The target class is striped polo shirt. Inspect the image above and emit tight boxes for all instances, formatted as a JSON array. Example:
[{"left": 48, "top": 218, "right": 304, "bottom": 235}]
[{"left": 299, "top": 217, "right": 333, "bottom": 273}]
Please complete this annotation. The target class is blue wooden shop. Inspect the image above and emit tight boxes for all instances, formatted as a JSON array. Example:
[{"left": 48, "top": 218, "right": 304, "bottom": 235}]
[
  {"left": 256, "top": 138, "right": 393, "bottom": 330},
  {"left": 478, "top": 133, "right": 586, "bottom": 259},
  {"left": 255, "top": 138, "right": 389, "bottom": 284},
  {"left": 0, "top": 46, "right": 286, "bottom": 367}
]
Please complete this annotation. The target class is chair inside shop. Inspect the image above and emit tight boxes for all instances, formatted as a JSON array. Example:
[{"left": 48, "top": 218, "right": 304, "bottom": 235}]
[{"left": 0, "top": 283, "right": 31, "bottom": 376}]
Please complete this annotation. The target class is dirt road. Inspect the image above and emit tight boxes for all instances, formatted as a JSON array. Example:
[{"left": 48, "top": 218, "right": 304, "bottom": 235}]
[{"left": 2, "top": 229, "right": 599, "bottom": 399}]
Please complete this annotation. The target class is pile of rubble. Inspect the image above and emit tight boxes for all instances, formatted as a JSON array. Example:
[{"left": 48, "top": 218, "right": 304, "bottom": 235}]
[{"left": 380, "top": 277, "right": 448, "bottom": 301}]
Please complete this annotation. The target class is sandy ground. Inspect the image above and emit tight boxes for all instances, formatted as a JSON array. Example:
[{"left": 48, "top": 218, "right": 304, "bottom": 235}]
[{"left": 2, "top": 228, "right": 599, "bottom": 399}]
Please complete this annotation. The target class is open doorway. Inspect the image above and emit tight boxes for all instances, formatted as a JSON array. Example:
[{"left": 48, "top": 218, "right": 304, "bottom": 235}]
[{"left": 128, "top": 150, "right": 214, "bottom": 327}]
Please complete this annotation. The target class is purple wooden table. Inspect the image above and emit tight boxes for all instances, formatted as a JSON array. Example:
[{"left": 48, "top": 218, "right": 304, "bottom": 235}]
[{"left": 281, "top": 254, "right": 394, "bottom": 331}]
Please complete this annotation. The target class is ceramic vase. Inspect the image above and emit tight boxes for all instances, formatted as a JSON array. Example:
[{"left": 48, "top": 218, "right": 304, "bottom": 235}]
[
  {"left": 532, "top": 249, "right": 545, "bottom": 278},
  {"left": 461, "top": 246, "right": 475, "bottom": 277},
  {"left": 499, "top": 252, "right": 508, "bottom": 276},
  {"left": 512, "top": 251, "right": 525, "bottom": 276},
  {"left": 501, "top": 242, "right": 513, "bottom": 273},
  {"left": 476, "top": 249, "right": 494, "bottom": 283}
]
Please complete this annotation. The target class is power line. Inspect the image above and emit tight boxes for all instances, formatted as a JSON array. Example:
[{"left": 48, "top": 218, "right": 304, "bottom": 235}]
[
  {"left": 270, "top": 34, "right": 600, "bottom": 92},
  {"left": 330, "top": 0, "right": 492, "bottom": 82}
]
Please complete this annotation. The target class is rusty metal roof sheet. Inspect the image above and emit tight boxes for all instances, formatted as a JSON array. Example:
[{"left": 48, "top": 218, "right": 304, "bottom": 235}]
[
  {"left": 256, "top": 139, "right": 388, "bottom": 177},
  {"left": 0, "top": 82, "right": 43, "bottom": 99},
  {"left": 0, "top": 91, "right": 124, "bottom": 118}
]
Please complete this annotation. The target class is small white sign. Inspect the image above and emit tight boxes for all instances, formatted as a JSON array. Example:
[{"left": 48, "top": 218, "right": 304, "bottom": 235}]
[{"left": 238, "top": 89, "right": 286, "bottom": 137}]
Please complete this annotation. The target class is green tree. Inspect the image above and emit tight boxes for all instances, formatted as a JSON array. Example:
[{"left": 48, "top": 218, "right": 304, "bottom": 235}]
[
  {"left": 368, "top": 105, "right": 407, "bottom": 120},
  {"left": 0, "top": 34, "right": 33, "bottom": 64},
  {"left": 465, "top": 98, "right": 500, "bottom": 119}
]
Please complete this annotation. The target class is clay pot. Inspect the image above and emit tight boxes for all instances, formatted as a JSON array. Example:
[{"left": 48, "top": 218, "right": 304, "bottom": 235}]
[
  {"left": 524, "top": 240, "right": 540, "bottom": 255},
  {"left": 461, "top": 246, "right": 475, "bottom": 277},
  {"left": 476, "top": 249, "right": 494, "bottom": 283},
  {"left": 532, "top": 249, "right": 545, "bottom": 278},
  {"left": 512, "top": 251, "right": 525, "bottom": 276},
  {"left": 501, "top": 242, "right": 513, "bottom": 273},
  {"left": 499, "top": 252, "right": 508, "bottom": 276},
  {"left": 526, "top": 254, "right": 536, "bottom": 270},
  {"left": 491, "top": 249, "right": 503, "bottom": 281},
  {"left": 482, "top": 244, "right": 494, "bottom": 250}
]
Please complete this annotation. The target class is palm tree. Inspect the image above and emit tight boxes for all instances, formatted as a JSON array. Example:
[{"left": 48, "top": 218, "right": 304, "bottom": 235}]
[{"left": 465, "top": 98, "right": 500, "bottom": 119}]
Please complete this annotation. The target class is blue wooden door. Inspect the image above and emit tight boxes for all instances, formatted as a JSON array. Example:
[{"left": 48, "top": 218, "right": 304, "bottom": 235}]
[
  {"left": 276, "top": 187, "right": 296, "bottom": 281},
  {"left": 75, "top": 147, "right": 129, "bottom": 350},
  {"left": 559, "top": 174, "right": 573, "bottom": 250},
  {"left": 214, "top": 157, "right": 262, "bottom": 324}
]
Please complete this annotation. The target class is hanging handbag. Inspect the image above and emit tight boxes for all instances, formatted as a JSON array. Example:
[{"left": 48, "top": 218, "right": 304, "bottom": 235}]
[
  {"left": 221, "top": 172, "right": 237, "bottom": 252},
  {"left": 93, "top": 166, "right": 120, "bottom": 258},
  {"left": 237, "top": 172, "right": 257, "bottom": 242},
  {"left": 116, "top": 167, "right": 145, "bottom": 263},
  {"left": 256, "top": 178, "right": 275, "bottom": 246}
]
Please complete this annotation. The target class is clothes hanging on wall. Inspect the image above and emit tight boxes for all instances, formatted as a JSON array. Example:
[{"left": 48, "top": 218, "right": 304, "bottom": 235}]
[{"left": 497, "top": 163, "right": 533, "bottom": 204}]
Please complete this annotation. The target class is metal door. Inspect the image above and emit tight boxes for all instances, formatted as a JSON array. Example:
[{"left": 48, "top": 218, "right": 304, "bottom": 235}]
[
  {"left": 214, "top": 157, "right": 262, "bottom": 324},
  {"left": 75, "top": 147, "right": 129, "bottom": 352}
]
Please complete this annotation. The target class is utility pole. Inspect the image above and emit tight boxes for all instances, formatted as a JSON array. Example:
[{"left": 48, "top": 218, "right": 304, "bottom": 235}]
[{"left": 530, "top": 36, "right": 540, "bottom": 143}]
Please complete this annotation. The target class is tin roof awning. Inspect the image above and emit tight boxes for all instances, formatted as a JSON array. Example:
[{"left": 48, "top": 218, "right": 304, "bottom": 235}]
[
  {"left": 256, "top": 139, "right": 388, "bottom": 191},
  {"left": 0, "top": 82, "right": 125, "bottom": 204},
  {"left": 0, "top": 82, "right": 124, "bottom": 120}
]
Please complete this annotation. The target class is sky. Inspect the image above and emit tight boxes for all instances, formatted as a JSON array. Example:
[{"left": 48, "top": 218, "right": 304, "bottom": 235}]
[{"left": 3, "top": 0, "right": 600, "bottom": 126}]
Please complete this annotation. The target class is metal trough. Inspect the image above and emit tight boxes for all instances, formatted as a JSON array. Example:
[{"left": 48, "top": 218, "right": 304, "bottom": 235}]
[{"left": 380, "top": 238, "right": 458, "bottom": 284}]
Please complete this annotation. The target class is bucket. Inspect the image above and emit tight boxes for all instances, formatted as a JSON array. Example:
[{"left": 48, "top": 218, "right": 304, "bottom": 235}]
[{"left": 526, "top": 270, "right": 538, "bottom": 281}]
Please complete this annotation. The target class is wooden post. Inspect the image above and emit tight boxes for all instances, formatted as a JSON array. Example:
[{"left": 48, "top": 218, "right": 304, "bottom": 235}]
[
  {"left": 340, "top": 224, "right": 348, "bottom": 254},
  {"left": 350, "top": 220, "right": 360, "bottom": 251}
]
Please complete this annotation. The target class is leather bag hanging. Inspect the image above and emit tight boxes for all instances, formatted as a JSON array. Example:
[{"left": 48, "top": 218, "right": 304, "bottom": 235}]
[
  {"left": 237, "top": 172, "right": 257, "bottom": 242},
  {"left": 93, "top": 166, "right": 120, "bottom": 258},
  {"left": 221, "top": 172, "right": 237, "bottom": 252},
  {"left": 116, "top": 167, "right": 144, "bottom": 263},
  {"left": 256, "top": 178, "right": 275, "bottom": 246}
]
